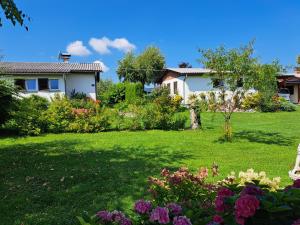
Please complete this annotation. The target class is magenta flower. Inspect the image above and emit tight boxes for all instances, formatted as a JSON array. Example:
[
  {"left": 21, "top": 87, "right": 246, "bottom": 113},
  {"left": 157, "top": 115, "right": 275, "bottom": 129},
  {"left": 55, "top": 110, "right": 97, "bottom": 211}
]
[
  {"left": 173, "top": 216, "right": 192, "bottom": 225},
  {"left": 235, "top": 194, "right": 259, "bottom": 225},
  {"left": 213, "top": 215, "right": 224, "bottom": 224},
  {"left": 241, "top": 185, "right": 263, "bottom": 196},
  {"left": 293, "top": 179, "right": 300, "bottom": 188},
  {"left": 96, "top": 210, "right": 113, "bottom": 222},
  {"left": 150, "top": 207, "right": 170, "bottom": 224},
  {"left": 134, "top": 199, "right": 152, "bottom": 214},
  {"left": 167, "top": 203, "right": 182, "bottom": 215},
  {"left": 120, "top": 217, "right": 132, "bottom": 225},
  {"left": 292, "top": 219, "right": 300, "bottom": 225},
  {"left": 215, "top": 188, "right": 234, "bottom": 212}
]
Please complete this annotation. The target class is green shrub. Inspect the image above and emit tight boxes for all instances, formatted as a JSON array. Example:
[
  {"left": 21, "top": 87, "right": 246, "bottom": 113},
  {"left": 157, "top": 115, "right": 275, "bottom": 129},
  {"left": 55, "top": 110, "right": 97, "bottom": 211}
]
[
  {"left": 101, "top": 83, "right": 126, "bottom": 106},
  {"left": 242, "top": 92, "right": 262, "bottom": 110},
  {"left": 0, "top": 78, "right": 17, "bottom": 125},
  {"left": 278, "top": 99, "right": 296, "bottom": 112},
  {"left": 45, "top": 94, "right": 74, "bottom": 133},
  {"left": 125, "top": 82, "right": 144, "bottom": 103},
  {"left": 169, "top": 112, "right": 188, "bottom": 130},
  {"left": 4, "top": 95, "right": 49, "bottom": 135},
  {"left": 68, "top": 109, "right": 111, "bottom": 133},
  {"left": 70, "top": 89, "right": 87, "bottom": 99}
]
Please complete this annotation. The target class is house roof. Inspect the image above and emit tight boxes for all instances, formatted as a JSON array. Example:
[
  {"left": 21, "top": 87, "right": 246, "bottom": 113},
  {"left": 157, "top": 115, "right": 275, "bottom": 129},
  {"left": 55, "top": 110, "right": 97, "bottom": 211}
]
[
  {"left": 0, "top": 62, "right": 102, "bottom": 74},
  {"left": 166, "top": 67, "right": 212, "bottom": 74}
]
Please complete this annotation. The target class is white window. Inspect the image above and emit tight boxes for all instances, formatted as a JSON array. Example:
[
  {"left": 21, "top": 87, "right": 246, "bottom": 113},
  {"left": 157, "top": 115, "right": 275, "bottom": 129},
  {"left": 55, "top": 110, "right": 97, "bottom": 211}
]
[
  {"left": 25, "top": 79, "right": 37, "bottom": 92},
  {"left": 49, "top": 79, "right": 59, "bottom": 90}
]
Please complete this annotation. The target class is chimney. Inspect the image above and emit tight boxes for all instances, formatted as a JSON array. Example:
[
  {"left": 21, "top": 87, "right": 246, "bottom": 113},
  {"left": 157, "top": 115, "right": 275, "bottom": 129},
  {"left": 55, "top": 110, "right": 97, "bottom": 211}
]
[{"left": 58, "top": 52, "right": 71, "bottom": 63}]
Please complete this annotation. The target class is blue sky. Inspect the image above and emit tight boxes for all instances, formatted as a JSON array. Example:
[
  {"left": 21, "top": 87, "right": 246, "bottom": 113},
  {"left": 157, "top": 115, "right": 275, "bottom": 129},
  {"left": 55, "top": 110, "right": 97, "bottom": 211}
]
[{"left": 0, "top": 0, "right": 299, "bottom": 81}]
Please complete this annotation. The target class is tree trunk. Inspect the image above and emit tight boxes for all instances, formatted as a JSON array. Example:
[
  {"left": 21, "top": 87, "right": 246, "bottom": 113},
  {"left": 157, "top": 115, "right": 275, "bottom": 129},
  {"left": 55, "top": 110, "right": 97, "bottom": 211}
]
[{"left": 190, "top": 108, "right": 199, "bottom": 130}]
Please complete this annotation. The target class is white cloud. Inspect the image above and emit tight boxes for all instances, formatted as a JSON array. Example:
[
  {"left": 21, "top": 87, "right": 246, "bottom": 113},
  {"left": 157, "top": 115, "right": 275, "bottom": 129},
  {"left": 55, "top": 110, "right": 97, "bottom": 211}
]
[
  {"left": 110, "top": 38, "right": 136, "bottom": 53},
  {"left": 93, "top": 60, "right": 109, "bottom": 72},
  {"left": 89, "top": 37, "right": 136, "bottom": 54},
  {"left": 89, "top": 37, "right": 111, "bottom": 55},
  {"left": 66, "top": 40, "right": 91, "bottom": 56}
]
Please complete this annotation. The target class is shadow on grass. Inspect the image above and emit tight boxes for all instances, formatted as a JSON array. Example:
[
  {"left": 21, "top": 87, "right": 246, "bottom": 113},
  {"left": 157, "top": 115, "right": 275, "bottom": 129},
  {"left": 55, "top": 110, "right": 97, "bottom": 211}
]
[
  {"left": 233, "top": 130, "right": 295, "bottom": 146},
  {"left": 0, "top": 139, "right": 192, "bottom": 225}
]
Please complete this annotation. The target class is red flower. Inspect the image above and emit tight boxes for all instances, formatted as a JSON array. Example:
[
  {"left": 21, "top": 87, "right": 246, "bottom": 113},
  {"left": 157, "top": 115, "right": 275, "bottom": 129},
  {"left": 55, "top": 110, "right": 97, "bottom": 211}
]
[
  {"left": 215, "top": 188, "right": 234, "bottom": 212},
  {"left": 213, "top": 215, "right": 224, "bottom": 224},
  {"left": 235, "top": 194, "right": 259, "bottom": 225}
]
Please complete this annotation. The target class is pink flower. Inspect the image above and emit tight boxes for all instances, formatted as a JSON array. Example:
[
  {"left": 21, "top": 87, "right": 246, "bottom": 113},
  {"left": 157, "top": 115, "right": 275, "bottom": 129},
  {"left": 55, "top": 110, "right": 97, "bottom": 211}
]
[
  {"left": 161, "top": 168, "right": 170, "bottom": 177},
  {"left": 96, "top": 210, "right": 112, "bottom": 222},
  {"left": 120, "top": 217, "right": 132, "bottom": 225},
  {"left": 173, "top": 216, "right": 192, "bottom": 225},
  {"left": 150, "top": 207, "right": 170, "bottom": 224},
  {"left": 134, "top": 200, "right": 152, "bottom": 214},
  {"left": 293, "top": 179, "right": 300, "bottom": 188},
  {"left": 112, "top": 210, "right": 125, "bottom": 222},
  {"left": 292, "top": 219, "right": 300, "bottom": 225},
  {"left": 235, "top": 194, "right": 259, "bottom": 224},
  {"left": 241, "top": 185, "right": 263, "bottom": 196},
  {"left": 213, "top": 215, "right": 224, "bottom": 224},
  {"left": 166, "top": 203, "right": 182, "bottom": 215},
  {"left": 215, "top": 188, "right": 234, "bottom": 212}
]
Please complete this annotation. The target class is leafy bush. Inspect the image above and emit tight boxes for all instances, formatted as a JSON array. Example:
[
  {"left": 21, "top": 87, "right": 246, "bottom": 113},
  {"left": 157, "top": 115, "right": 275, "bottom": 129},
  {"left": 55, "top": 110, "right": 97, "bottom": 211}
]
[
  {"left": 70, "top": 89, "right": 87, "bottom": 99},
  {"left": 101, "top": 83, "right": 126, "bottom": 106},
  {"left": 0, "top": 78, "right": 17, "bottom": 125},
  {"left": 278, "top": 98, "right": 296, "bottom": 112},
  {"left": 125, "top": 82, "right": 144, "bottom": 103},
  {"left": 242, "top": 92, "right": 262, "bottom": 110},
  {"left": 4, "top": 95, "right": 49, "bottom": 135},
  {"left": 45, "top": 94, "right": 74, "bottom": 133}
]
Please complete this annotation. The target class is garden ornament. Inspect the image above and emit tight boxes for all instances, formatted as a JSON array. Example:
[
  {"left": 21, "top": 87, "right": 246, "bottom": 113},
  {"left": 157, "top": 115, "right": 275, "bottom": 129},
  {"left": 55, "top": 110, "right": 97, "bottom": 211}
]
[{"left": 289, "top": 144, "right": 300, "bottom": 180}]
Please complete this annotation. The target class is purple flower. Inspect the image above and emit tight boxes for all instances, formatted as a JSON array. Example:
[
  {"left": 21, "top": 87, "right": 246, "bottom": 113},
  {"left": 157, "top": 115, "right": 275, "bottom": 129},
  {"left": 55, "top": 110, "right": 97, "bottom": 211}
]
[
  {"left": 167, "top": 203, "right": 182, "bottom": 215},
  {"left": 173, "top": 216, "right": 192, "bottom": 225},
  {"left": 150, "top": 207, "right": 170, "bottom": 224},
  {"left": 112, "top": 210, "right": 126, "bottom": 222},
  {"left": 241, "top": 185, "right": 263, "bottom": 196},
  {"left": 120, "top": 217, "right": 132, "bottom": 225},
  {"left": 96, "top": 210, "right": 113, "bottom": 222},
  {"left": 134, "top": 199, "right": 152, "bottom": 214},
  {"left": 292, "top": 219, "right": 300, "bottom": 225}
]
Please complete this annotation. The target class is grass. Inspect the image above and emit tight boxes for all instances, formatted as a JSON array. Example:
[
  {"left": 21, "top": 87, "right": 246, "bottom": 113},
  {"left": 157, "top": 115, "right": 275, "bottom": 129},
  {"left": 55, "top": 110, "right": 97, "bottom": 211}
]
[{"left": 1, "top": 110, "right": 300, "bottom": 225}]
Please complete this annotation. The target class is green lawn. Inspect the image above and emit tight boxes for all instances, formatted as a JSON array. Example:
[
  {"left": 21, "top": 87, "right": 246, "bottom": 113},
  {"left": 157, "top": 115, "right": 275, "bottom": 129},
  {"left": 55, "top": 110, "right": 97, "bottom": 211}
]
[{"left": 1, "top": 110, "right": 300, "bottom": 225}]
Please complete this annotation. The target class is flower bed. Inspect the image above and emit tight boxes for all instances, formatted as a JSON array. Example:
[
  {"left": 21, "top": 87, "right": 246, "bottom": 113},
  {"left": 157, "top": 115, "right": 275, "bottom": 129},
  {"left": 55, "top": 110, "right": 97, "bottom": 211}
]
[{"left": 77, "top": 168, "right": 300, "bottom": 225}]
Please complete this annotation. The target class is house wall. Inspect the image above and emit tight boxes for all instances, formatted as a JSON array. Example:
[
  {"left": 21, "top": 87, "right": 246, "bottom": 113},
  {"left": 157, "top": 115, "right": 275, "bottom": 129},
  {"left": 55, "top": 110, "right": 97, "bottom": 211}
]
[
  {"left": 162, "top": 74, "right": 215, "bottom": 104},
  {"left": 9, "top": 74, "right": 65, "bottom": 100},
  {"left": 66, "top": 73, "right": 96, "bottom": 100},
  {"left": 290, "top": 85, "right": 298, "bottom": 103}
]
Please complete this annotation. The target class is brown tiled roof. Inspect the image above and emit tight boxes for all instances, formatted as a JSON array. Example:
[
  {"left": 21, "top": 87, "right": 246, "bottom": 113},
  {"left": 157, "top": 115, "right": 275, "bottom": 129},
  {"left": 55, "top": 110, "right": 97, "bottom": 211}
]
[{"left": 0, "top": 62, "right": 102, "bottom": 74}]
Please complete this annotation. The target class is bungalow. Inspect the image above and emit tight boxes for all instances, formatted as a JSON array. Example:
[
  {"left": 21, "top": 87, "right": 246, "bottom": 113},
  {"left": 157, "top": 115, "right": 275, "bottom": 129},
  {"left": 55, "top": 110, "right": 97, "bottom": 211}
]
[
  {"left": 277, "top": 68, "right": 300, "bottom": 104},
  {"left": 159, "top": 67, "right": 221, "bottom": 104},
  {"left": 0, "top": 54, "right": 102, "bottom": 100}
]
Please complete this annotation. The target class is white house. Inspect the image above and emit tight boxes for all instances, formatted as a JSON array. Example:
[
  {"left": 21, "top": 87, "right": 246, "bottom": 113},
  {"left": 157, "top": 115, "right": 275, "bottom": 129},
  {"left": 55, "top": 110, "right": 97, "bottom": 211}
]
[
  {"left": 0, "top": 58, "right": 102, "bottom": 100},
  {"left": 159, "top": 68, "right": 222, "bottom": 104}
]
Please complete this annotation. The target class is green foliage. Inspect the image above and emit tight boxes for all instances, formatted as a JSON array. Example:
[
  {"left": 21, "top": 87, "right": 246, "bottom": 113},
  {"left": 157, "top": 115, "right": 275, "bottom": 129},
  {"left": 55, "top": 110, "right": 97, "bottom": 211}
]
[
  {"left": 117, "top": 46, "right": 166, "bottom": 85},
  {"left": 4, "top": 95, "right": 49, "bottom": 135},
  {"left": 45, "top": 94, "right": 74, "bottom": 133},
  {"left": 0, "top": 78, "right": 17, "bottom": 125},
  {"left": 70, "top": 89, "right": 87, "bottom": 100},
  {"left": 100, "top": 82, "right": 126, "bottom": 106},
  {"left": 125, "top": 82, "right": 144, "bottom": 103},
  {"left": 0, "top": 0, "right": 29, "bottom": 29},
  {"left": 97, "top": 79, "right": 114, "bottom": 102},
  {"left": 242, "top": 92, "right": 262, "bottom": 110}
]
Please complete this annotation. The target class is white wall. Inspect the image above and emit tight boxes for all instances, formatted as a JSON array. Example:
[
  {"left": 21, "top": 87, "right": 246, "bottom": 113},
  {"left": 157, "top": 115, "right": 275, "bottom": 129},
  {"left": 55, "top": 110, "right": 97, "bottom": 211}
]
[
  {"left": 66, "top": 73, "right": 96, "bottom": 100},
  {"left": 10, "top": 74, "right": 65, "bottom": 101}
]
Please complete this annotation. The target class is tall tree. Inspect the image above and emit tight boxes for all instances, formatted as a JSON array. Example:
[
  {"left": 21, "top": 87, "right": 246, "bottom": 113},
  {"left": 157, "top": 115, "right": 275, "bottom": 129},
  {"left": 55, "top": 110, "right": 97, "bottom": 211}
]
[
  {"left": 0, "top": 0, "right": 29, "bottom": 30},
  {"left": 178, "top": 62, "right": 192, "bottom": 68},
  {"left": 199, "top": 42, "right": 257, "bottom": 141},
  {"left": 117, "top": 46, "right": 165, "bottom": 86}
]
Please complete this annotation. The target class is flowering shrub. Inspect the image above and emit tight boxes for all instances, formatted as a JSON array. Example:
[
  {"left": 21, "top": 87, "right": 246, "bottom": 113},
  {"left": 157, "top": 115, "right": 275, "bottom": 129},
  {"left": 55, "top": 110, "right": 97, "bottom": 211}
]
[{"left": 78, "top": 168, "right": 300, "bottom": 225}]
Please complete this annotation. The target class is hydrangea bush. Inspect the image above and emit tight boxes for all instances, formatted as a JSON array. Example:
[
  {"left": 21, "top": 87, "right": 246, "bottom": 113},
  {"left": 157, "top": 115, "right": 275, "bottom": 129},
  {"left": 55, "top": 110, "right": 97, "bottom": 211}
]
[{"left": 78, "top": 168, "right": 300, "bottom": 225}]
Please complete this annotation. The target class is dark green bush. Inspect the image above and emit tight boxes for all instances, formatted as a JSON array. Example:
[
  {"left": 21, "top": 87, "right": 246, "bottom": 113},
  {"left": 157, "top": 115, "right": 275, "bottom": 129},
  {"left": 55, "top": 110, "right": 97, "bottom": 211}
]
[
  {"left": 100, "top": 83, "right": 126, "bottom": 106},
  {"left": 0, "top": 79, "right": 17, "bottom": 125},
  {"left": 125, "top": 82, "right": 144, "bottom": 103},
  {"left": 4, "top": 95, "right": 49, "bottom": 135},
  {"left": 278, "top": 99, "right": 296, "bottom": 112},
  {"left": 45, "top": 94, "right": 74, "bottom": 133}
]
